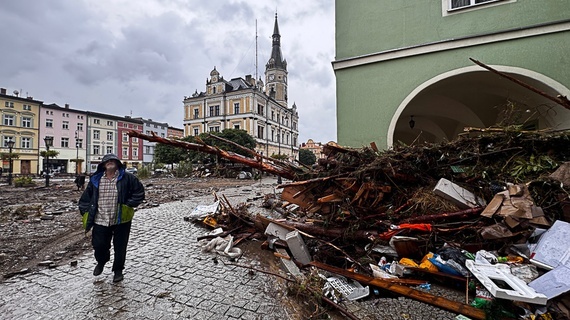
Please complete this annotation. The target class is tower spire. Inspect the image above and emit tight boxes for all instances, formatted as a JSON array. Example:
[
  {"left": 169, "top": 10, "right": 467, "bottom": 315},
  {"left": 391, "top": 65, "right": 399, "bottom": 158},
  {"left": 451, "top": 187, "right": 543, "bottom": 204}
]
[{"left": 267, "top": 12, "right": 286, "bottom": 70}]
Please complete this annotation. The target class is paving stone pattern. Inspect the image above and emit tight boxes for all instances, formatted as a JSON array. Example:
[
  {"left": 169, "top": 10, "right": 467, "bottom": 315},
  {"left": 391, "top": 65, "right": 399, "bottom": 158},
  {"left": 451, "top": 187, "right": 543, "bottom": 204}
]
[
  {"left": 0, "top": 179, "right": 463, "bottom": 320},
  {"left": 0, "top": 183, "right": 292, "bottom": 320}
]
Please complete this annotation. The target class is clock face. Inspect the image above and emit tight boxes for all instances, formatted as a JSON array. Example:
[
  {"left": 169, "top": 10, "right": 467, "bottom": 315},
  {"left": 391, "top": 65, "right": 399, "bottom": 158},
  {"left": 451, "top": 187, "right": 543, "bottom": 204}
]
[{"left": 269, "top": 74, "right": 275, "bottom": 81}]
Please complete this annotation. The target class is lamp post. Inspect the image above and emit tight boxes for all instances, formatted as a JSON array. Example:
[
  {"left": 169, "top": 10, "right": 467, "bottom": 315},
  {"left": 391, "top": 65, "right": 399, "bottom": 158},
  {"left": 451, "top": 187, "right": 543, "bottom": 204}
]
[
  {"left": 75, "top": 130, "right": 79, "bottom": 175},
  {"left": 44, "top": 136, "right": 54, "bottom": 187},
  {"left": 6, "top": 139, "right": 15, "bottom": 186}
]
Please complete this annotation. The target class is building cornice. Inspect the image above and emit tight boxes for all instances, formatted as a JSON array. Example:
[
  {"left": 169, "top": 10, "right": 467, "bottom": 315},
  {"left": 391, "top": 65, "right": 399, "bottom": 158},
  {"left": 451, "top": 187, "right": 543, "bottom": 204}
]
[{"left": 333, "top": 19, "right": 570, "bottom": 70}]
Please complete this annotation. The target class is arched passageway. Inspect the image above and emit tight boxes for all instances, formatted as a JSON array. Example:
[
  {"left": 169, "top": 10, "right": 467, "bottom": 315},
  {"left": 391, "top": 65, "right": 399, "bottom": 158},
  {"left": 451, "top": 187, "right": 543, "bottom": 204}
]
[{"left": 389, "top": 66, "right": 570, "bottom": 147}]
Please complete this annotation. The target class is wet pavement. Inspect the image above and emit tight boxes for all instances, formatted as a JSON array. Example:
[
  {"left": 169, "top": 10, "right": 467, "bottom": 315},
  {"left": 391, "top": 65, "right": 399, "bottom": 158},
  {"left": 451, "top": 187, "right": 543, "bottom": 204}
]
[
  {"left": 0, "top": 176, "right": 463, "bottom": 320},
  {"left": 0, "top": 179, "right": 293, "bottom": 320}
]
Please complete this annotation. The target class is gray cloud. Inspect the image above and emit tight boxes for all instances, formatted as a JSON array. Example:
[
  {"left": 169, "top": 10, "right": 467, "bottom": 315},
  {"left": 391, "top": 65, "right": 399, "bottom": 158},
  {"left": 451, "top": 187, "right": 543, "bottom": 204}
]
[{"left": 1, "top": 0, "right": 337, "bottom": 143}]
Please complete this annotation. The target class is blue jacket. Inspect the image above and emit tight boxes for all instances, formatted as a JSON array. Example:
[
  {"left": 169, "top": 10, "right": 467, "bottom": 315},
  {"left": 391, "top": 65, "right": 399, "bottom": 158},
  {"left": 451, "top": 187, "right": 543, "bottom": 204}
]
[{"left": 78, "top": 164, "right": 145, "bottom": 232}]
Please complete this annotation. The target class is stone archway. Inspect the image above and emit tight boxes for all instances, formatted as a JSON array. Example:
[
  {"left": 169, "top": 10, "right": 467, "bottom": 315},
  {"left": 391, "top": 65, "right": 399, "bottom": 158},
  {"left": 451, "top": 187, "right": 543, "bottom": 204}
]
[{"left": 388, "top": 66, "right": 570, "bottom": 147}]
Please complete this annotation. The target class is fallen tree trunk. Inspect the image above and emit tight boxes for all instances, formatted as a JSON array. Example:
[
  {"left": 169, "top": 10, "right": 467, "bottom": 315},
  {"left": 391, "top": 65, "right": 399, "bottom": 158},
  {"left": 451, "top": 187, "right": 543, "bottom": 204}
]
[{"left": 127, "top": 130, "right": 301, "bottom": 180}]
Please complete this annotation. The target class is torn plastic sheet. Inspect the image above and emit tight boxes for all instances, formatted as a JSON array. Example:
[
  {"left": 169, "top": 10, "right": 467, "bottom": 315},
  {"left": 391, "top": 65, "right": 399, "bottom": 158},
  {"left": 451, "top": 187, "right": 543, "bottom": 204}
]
[
  {"left": 188, "top": 200, "right": 220, "bottom": 220},
  {"left": 202, "top": 235, "right": 243, "bottom": 259}
]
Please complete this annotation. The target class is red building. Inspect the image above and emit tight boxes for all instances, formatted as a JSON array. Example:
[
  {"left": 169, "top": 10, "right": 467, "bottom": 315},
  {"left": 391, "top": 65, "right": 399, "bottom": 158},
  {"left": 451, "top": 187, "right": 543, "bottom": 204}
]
[
  {"left": 118, "top": 117, "right": 144, "bottom": 168},
  {"left": 167, "top": 126, "right": 184, "bottom": 139}
]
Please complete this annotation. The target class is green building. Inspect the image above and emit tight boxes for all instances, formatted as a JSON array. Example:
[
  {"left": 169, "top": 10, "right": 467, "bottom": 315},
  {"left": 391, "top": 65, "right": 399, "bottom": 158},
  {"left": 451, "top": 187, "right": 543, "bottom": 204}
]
[{"left": 333, "top": 0, "right": 570, "bottom": 149}]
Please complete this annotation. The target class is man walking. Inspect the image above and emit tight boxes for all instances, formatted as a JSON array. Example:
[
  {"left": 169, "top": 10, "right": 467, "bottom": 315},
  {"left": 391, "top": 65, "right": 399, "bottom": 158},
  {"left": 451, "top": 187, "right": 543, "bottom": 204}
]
[{"left": 78, "top": 154, "right": 145, "bottom": 282}]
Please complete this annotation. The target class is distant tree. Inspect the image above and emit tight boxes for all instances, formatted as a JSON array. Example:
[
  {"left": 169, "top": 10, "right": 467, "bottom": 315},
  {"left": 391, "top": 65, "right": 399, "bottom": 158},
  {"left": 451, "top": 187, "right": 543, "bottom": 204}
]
[
  {"left": 39, "top": 150, "right": 59, "bottom": 159},
  {"left": 298, "top": 148, "right": 317, "bottom": 166},
  {"left": 154, "top": 138, "right": 188, "bottom": 168},
  {"left": 200, "top": 129, "right": 257, "bottom": 157}
]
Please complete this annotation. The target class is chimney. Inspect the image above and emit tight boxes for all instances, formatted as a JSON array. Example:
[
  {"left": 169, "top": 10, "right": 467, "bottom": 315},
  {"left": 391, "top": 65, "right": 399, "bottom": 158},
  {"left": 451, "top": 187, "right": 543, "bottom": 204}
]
[
  {"left": 245, "top": 75, "right": 252, "bottom": 85},
  {"left": 0, "top": 88, "right": 6, "bottom": 95},
  {"left": 65, "top": 103, "right": 69, "bottom": 109}
]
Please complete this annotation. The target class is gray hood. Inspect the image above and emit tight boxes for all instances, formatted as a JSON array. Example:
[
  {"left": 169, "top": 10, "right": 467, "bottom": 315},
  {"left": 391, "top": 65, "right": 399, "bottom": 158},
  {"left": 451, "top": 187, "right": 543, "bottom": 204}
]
[{"left": 96, "top": 153, "right": 124, "bottom": 172}]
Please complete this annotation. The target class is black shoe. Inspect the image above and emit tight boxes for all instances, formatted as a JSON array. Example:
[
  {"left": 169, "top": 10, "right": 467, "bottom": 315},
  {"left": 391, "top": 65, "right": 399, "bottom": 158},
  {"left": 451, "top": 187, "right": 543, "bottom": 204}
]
[
  {"left": 113, "top": 271, "right": 124, "bottom": 283},
  {"left": 93, "top": 263, "right": 104, "bottom": 276}
]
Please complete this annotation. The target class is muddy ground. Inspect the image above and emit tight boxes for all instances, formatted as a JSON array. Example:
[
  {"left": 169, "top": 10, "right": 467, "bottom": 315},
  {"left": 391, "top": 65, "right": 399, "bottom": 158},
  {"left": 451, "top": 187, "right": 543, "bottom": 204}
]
[{"left": 0, "top": 176, "right": 259, "bottom": 280}]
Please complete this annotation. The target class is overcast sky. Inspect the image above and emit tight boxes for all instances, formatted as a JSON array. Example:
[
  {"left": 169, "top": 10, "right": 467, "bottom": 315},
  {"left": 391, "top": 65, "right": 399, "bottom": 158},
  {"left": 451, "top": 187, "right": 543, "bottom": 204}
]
[{"left": 1, "top": 0, "right": 336, "bottom": 143}]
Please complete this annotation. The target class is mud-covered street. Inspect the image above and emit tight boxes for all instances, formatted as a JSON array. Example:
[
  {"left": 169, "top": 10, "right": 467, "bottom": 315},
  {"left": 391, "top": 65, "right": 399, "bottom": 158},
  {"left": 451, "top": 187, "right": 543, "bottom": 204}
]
[{"left": 0, "top": 176, "right": 258, "bottom": 278}]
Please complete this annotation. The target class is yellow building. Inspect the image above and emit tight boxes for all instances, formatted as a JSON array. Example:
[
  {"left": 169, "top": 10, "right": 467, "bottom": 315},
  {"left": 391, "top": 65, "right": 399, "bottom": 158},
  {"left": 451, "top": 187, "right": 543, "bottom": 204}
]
[
  {"left": 1, "top": 88, "right": 42, "bottom": 175},
  {"left": 300, "top": 139, "right": 325, "bottom": 159},
  {"left": 183, "top": 14, "right": 299, "bottom": 160}
]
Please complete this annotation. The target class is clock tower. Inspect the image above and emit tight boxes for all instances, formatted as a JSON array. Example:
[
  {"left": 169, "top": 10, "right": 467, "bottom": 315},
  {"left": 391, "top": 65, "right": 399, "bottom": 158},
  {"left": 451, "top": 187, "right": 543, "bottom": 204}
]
[{"left": 265, "top": 13, "right": 288, "bottom": 107}]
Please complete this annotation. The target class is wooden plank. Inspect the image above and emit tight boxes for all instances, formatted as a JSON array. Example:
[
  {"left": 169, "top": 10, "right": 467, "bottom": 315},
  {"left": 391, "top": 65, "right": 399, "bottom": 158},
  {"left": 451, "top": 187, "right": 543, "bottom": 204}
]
[
  {"left": 317, "top": 194, "right": 343, "bottom": 203},
  {"left": 309, "top": 261, "right": 487, "bottom": 320}
]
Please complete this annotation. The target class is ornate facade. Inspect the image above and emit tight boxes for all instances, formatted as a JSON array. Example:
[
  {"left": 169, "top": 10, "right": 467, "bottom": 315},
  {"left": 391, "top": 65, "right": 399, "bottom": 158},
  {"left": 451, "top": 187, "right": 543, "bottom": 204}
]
[{"left": 183, "top": 14, "right": 299, "bottom": 160}]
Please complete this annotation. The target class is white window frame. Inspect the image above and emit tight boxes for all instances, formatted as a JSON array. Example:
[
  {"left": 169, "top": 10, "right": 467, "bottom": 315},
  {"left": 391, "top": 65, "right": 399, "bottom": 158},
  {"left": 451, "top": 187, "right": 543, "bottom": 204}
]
[
  {"left": 62, "top": 121, "right": 69, "bottom": 130},
  {"left": 77, "top": 123, "right": 83, "bottom": 131},
  {"left": 93, "top": 145, "right": 100, "bottom": 155},
  {"left": 443, "top": 0, "right": 513, "bottom": 14},
  {"left": 93, "top": 119, "right": 100, "bottom": 124},
  {"left": 123, "top": 147, "right": 128, "bottom": 157},
  {"left": 107, "top": 131, "right": 113, "bottom": 141},
  {"left": 3, "top": 136, "right": 15, "bottom": 147},
  {"left": 106, "top": 146, "right": 113, "bottom": 154},
  {"left": 107, "top": 120, "right": 113, "bottom": 126},
  {"left": 21, "top": 137, "right": 31, "bottom": 149},
  {"left": 3, "top": 114, "right": 15, "bottom": 126},
  {"left": 45, "top": 119, "right": 53, "bottom": 128},
  {"left": 61, "top": 137, "right": 69, "bottom": 148},
  {"left": 93, "top": 130, "right": 100, "bottom": 140},
  {"left": 22, "top": 117, "right": 32, "bottom": 128}
]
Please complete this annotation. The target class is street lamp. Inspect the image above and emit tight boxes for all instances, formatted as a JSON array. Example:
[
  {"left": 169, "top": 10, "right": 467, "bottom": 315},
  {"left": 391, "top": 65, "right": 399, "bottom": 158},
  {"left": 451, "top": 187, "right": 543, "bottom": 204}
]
[
  {"left": 75, "top": 130, "right": 80, "bottom": 175},
  {"left": 44, "top": 136, "right": 54, "bottom": 187},
  {"left": 6, "top": 139, "right": 15, "bottom": 186}
]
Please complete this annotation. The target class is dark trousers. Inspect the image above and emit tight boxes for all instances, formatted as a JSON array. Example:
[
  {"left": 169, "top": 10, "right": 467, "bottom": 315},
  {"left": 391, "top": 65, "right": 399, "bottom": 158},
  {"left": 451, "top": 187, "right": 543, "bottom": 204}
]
[{"left": 92, "top": 222, "right": 132, "bottom": 272}]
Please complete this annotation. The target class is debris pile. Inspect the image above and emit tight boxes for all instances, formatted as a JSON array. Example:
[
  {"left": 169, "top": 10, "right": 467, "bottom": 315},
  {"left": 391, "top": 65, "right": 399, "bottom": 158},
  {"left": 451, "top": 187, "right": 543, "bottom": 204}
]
[{"left": 129, "top": 128, "right": 570, "bottom": 319}]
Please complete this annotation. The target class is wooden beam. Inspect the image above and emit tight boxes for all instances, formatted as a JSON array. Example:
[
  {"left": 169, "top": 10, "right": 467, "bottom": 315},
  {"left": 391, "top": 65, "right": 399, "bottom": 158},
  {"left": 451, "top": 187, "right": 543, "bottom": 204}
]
[{"left": 309, "top": 261, "right": 487, "bottom": 320}]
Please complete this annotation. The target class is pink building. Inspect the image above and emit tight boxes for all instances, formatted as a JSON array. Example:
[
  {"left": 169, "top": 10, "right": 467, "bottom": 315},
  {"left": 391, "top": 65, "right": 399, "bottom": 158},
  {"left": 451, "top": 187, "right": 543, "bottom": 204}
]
[{"left": 40, "top": 103, "right": 87, "bottom": 174}]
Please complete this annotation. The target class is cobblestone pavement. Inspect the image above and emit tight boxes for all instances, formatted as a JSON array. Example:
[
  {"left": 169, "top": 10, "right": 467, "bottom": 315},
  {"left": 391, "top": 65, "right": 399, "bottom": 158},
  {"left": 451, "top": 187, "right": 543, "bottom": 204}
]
[
  {"left": 0, "top": 181, "right": 295, "bottom": 320},
  {"left": 0, "top": 177, "right": 464, "bottom": 320}
]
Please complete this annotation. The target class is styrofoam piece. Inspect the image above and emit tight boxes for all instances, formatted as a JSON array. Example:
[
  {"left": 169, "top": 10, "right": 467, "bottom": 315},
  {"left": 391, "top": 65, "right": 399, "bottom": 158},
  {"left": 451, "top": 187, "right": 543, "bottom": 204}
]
[
  {"left": 465, "top": 260, "right": 547, "bottom": 305},
  {"left": 327, "top": 276, "right": 369, "bottom": 301},
  {"left": 275, "top": 248, "right": 304, "bottom": 279},
  {"left": 433, "top": 178, "right": 486, "bottom": 209},
  {"left": 285, "top": 230, "right": 312, "bottom": 265},
  {"left": 264, "top": 222, "right": 291, "bottom": 240},
  {"left": 530, "top": 220, "right": 570, "bottom": 270}
]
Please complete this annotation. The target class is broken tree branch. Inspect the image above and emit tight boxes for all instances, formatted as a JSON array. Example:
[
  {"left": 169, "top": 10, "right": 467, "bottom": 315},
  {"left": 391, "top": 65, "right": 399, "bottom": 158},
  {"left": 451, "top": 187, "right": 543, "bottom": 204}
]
[{"left": 470, "top": 58, "right": 570, "bottom": 110}]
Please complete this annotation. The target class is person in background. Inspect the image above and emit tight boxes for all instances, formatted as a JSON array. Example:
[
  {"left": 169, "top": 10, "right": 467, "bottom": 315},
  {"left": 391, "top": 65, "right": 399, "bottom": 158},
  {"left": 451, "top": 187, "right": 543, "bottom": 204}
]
[
  {"left": 74, "top": 174, "right": 86, "bottom": 191},
  {"left": 78, "top": 154, "right": 145, "bottom": 283}
]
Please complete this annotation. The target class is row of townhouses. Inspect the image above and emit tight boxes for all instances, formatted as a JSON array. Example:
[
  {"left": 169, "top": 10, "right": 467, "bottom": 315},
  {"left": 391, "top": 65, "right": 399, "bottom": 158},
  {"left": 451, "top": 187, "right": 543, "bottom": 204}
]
[
  {"left": 0, "top": 88, "right": 183, "bottom": 176},
  {"left": 1, "top": 13, "right": 304, "bottom": 178}
]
